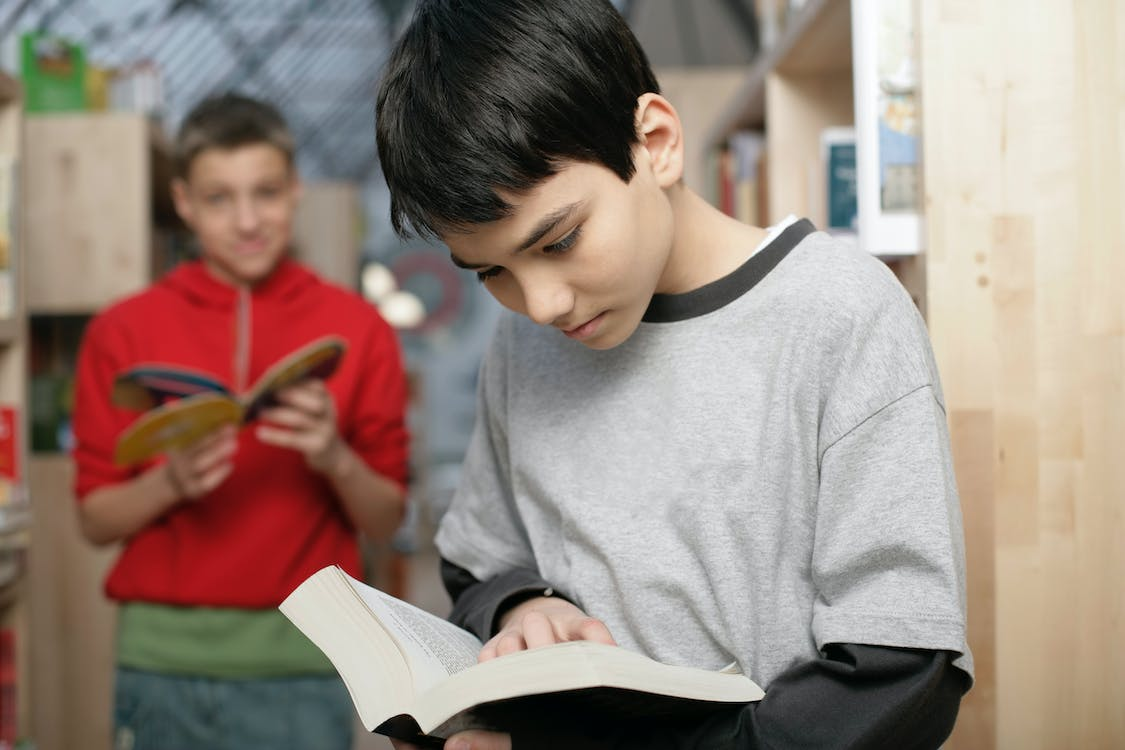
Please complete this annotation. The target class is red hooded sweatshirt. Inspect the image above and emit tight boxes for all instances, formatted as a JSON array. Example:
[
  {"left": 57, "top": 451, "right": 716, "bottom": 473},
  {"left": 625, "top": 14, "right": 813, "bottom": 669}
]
[{"left": 72, "top": 259, "right": 410, "bottom": 607}]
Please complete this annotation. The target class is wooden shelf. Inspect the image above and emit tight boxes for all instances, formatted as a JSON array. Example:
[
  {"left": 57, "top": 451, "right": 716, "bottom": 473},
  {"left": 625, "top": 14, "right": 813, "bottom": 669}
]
[
  {"left": 0, "top": 73, "right": 18, "bottom": 107},
  {"left": 706, "top": 0, "right": 852, "bottom": 144},
  {"left": 24, "top": 112, "right": 172, "bottom": 314},
  {"left": 0, "top": 69, "right": 28, "bottom": 745},
  {"left": 0, "top": 504, "right": 29, "bottom": 540},
  {"left": 0, "top": 318, "right": 17, "bottom": 346}
]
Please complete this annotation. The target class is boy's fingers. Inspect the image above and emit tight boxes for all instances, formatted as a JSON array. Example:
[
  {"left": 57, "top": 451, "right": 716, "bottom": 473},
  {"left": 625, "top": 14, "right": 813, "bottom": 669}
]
[
  {"left": 478, "top": 641, "right": 498, "bottom": 663},
  {"left": 255, "top": 425, "right": 302, "bottom": 449},
  {"left": 259, "top": 408, "right": 314, "bottom": 432},
  {"left": 198, "top": 462, "right": 234, "bottom": 494},
  {"left": 275, "top": 380, "right": 333, "bottom": 415},
  {"left": 193, "top": 432, "right": 238, "bottom": 470},
  {"left": 445, "top": 730, "right": 512, "bottom": 750},
  {"left": 518, "top": 610, "right": 560, "bottom": 650},
  {"left": 574, "top": 617, "right": 617, "bottom": 646},
  {"left": 493, "top": 631, "right": 527, "bottom": 658}
]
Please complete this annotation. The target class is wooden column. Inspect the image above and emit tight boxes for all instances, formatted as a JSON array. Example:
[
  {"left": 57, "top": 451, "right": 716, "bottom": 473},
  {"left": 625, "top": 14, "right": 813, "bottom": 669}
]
[{"left": 922, "top": 1, "right": 1125, "bottom": 747}]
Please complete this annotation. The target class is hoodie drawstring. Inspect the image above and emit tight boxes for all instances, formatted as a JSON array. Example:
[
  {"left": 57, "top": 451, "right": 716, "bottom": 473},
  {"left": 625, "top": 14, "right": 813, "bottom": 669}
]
[{"left": 234, "top": 286, "right": 251, "bottom": 392}]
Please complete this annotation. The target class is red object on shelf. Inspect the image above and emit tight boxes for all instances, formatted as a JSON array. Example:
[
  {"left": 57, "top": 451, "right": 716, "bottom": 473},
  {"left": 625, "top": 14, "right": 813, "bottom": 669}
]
[
  {"left": 0, "top": 628, "right": 15, "bottom": 744},
  {"left": 0, "top": 407, "right": 17, "bottom": 483}
]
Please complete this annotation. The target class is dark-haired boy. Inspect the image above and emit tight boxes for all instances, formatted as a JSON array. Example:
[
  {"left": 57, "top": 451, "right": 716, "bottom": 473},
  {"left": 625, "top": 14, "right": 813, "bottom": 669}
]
[
  {"left": 73, "top": 93, "right": 410, "bottom": 749},
  {"left": 377, "top": 1, "right": 972, "bottom": 748}
]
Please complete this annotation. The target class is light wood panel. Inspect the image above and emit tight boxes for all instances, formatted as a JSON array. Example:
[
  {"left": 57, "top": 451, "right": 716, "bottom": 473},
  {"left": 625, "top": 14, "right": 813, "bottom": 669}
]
[
  {"left": 292, "top": 181, "right": 362, "bottom": 290},
  {"left": 764, "top": 69, "right": 854, "bottom": 227},
  {"left": 922, "top": 0, "right": 1125, "bottom": 747},
  {"left": 27, "top": 456, "right": 116, "bottom": 750},
  {"left": 656, "top": 67, "right": 746, "bottom": 196},
  {"left": 24, "top": 113, "right": 152, "bottom": 313}
]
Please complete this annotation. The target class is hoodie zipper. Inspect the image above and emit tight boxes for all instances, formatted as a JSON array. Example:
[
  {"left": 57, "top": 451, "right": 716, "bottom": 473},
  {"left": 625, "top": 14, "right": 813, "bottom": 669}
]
[{"left": 234, "top": 285, "right": 252, "bottom": 392}]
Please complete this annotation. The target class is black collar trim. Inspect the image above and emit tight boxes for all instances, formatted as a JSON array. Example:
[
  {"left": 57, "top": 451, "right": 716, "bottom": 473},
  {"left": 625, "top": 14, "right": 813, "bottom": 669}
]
[{"left": 642, "top": 218, "right": 816, "bottom": 323}]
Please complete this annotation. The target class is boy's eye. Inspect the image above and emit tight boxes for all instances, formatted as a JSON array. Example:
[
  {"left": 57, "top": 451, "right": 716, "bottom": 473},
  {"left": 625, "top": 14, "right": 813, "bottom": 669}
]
[
  {"left": 544, "top": 225, "right": 582, "bottom": 254},
  {"left": 474, "top": 226, "right": 582, "bottom": 283},
  {"left": 476, "top": 266, "right": 503, "bottom": 283},
  {"left": 204, "top": 193, "right": 229, "bottom": 206}
]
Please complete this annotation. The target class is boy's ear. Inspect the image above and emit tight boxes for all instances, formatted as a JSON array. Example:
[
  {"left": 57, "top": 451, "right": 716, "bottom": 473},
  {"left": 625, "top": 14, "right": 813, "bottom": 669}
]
[
  {"left": 170, "top": 178, "right": 196, "bottom": 229},
  {"left": 634, "top": 93, "right": 684, "bottom": 188}
]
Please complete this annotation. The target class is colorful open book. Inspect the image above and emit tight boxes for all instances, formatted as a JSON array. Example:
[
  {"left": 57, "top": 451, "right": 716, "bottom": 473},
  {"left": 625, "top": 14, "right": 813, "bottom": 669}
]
[{"left": 112, "top": 335, "right": 346, "bottom": 466}]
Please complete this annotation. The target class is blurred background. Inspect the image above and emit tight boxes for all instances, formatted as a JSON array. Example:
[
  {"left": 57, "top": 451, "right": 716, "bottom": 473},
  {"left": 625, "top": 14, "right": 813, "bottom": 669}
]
[{"left": 0, "top": 1, "right": 1122, "bottom": 749}]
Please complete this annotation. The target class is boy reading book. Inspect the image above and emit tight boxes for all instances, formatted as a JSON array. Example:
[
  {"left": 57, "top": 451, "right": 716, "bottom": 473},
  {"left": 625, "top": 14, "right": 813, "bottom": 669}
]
[
  {"left": 281, "top": 565, "right": 764, "bottom": 745},
  {"left": 72, "top": 93, "right": 410, "bottom": 750},
  {"left": 375, "top": 1, "right": 973, "bottom": 748}
]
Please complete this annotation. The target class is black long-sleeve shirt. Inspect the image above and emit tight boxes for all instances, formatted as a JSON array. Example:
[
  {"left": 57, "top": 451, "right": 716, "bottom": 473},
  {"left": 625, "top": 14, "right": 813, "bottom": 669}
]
[{"left": 441, "top": 560, "right": 970, "bottom": 749}]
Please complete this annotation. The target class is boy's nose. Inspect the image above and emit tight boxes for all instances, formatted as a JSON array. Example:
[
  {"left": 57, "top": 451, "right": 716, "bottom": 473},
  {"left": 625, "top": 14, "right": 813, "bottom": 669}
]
[
  {"left": 519, "top": 277, "right": 573, "bottom": 327},
  {"left": 235, "top": 197, "right": 261, "bottom": 231}
]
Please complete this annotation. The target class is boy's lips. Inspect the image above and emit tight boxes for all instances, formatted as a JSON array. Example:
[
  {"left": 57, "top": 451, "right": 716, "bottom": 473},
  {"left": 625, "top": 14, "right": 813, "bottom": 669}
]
[
  {"left": 562, "top": 312, "right": 605, "bottom": 340},
  {"left": 234, "top": 238, "right": 269, "bottom": 255}
]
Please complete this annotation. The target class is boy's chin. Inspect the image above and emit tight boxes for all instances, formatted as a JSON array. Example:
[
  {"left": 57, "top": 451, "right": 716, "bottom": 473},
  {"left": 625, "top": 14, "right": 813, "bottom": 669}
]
[
  {"left": 204, "top": 252, "right": 286, "bottom": 286},
  {"left": 569, "top": 317, "right": 637, "bottom": 351}
]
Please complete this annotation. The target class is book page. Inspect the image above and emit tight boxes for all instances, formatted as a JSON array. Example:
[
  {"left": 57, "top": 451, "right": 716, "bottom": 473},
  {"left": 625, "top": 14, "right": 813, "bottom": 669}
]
[
  {"left": 113, "top": 393, "right": 242, "bottom": 466},
  {"left": 348, "top": 577, "right": 482, "bottom": 693},
  {"left": 242, "top": 336, "right": 346, "bottom": 420}
]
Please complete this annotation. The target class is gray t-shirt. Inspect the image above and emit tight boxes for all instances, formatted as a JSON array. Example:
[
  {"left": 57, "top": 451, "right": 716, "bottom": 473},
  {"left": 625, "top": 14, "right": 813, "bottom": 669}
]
[{"left": 436, "top": 220, "right": 973, "bottom": 688}]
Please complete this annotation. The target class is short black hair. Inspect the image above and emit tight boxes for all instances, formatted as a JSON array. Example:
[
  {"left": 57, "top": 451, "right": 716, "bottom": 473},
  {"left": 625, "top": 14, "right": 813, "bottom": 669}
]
[
  {"left": 174, "top": 93, "right": 295, "bottom": 178},
  {"left": 376, "top": 0, "right": 660, "bottom": 239}
]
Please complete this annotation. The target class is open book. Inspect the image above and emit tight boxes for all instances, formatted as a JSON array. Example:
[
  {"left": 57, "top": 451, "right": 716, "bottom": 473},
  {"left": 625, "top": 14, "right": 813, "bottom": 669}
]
[
  {"left": 280, "top": 565, "right": 764, "bottom": 745},
  {"left": 112, "top": 335, "right": 346, "bottom": 466}
]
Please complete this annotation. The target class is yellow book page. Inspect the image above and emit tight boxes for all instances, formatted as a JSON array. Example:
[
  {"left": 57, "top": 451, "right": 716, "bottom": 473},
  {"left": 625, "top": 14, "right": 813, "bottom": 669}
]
[{"left": 114, "top": 393, "right": 243, "bottom": 466}]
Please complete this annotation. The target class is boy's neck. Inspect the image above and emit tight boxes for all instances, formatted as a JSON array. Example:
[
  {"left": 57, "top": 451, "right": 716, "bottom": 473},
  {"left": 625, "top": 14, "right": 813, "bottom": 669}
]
[{"left": 658, "top": 186, "right": 769, "bottom": 296}]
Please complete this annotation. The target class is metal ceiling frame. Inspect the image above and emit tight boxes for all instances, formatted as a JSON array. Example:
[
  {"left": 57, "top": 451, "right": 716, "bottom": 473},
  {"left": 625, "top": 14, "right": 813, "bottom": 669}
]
[
  {"left": 0, "top": 0, "right": 759, "bottom": 180},
  {"left": 716, "top": 0, "right": 760, "bottom": 58}
]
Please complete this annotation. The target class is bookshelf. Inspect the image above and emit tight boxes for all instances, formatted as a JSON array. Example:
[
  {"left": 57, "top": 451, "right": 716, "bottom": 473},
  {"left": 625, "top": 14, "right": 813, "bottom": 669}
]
[
  {"left": 703, "top": 0, "right": 928, "bottom": 309},
  {"left": 701, "top": 1, "right": 1125, "bottom": 747},
  {"left": 22, "top": 111, "right": 177, "bottom": 750},
  {"left": 706, "top": 0, "right": 854, "bottom": 233},
  {"left": 0, "top": 70, "right": 28, "bottom": 747}
]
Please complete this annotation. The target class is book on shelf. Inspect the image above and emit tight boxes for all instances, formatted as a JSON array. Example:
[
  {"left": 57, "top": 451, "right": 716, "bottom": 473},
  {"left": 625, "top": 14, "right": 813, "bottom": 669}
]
[
  {"left": 821, "top": 126, "right": 858, "bottom": 237},
  {"left": 280, "top": 565, "right": 764, "bottom": 747},
  {"left": 716, "top": 131, "right": 766, "bottom": 226},
  {"left": 0, "top": 153, "right": 15, "bottom": 321},
  {"left": 0, "top": 629, "right": 14, "bottom": 746},
  {"left": 112, "top": 335, "right": 345, "bottom": 466}
]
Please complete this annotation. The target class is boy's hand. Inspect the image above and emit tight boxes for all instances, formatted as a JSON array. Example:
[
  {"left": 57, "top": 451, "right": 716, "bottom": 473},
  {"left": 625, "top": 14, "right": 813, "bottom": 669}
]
[
  {"left": 391, "top": 600, "right": 613, "bottom": 750},
  {"left": 255, "top": 379, "right": 345, "bottom": 473},
  {"left": 484, "top": 595, "right": 616, "bottom": 662},
  {"left": 165, "top": 425, "right": 238, "bottom": 500},
  {"left": 391, "top": 730, "right": 511, "bottom": 750}
]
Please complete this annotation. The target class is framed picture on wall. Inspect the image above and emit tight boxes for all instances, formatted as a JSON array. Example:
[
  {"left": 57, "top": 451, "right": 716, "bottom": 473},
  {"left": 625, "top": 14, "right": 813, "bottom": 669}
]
[{"left": 851, "top": 0, "right": 922, "bottom": 256}]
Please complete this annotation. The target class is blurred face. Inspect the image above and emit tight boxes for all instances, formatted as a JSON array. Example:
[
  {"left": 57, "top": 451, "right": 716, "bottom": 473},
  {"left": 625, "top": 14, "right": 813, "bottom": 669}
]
[
  {"left": 444, "top": 151, "right": 676, "bottom": 350},
  {"left": 172, "top": 144, "right": 300, "bottom": 286}
]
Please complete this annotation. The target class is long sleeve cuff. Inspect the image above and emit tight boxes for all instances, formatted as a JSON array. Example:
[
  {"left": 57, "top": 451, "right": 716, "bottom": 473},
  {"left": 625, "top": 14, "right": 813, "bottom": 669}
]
[
  {"left": 440, "top": 558, "right": 970, "bottom": 749},
  {"left": 440, "top": 557, "right": 573, "bottom": 640},
  {"left": 519, "top": 645, "right": 969, "bottom": 749}
]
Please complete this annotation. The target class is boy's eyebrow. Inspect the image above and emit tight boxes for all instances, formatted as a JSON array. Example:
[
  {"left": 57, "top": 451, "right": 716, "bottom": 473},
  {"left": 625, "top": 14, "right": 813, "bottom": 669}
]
[
  {"left": 449, "top": 200, "right": 585, "bottom": 270},
  {"left": 450, "top": 253, "right": 484, "bottom": 270}
]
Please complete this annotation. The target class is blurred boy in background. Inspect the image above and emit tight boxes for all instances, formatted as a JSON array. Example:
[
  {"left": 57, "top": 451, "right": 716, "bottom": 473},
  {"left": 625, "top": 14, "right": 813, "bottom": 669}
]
[{"left": 73, "top": 93, "right": 410, "bottom": 750}]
